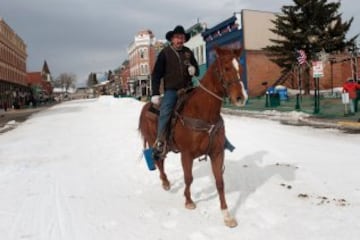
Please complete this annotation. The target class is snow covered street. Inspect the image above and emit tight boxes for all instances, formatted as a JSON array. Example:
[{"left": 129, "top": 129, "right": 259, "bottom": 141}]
[{"left": 0, "top": 96, "right": 359, "bottom": 240}]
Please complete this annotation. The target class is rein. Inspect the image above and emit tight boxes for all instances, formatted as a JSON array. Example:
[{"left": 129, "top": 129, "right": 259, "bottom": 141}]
[{"left": 199, "top": 83, "right": 223, "bottom": 102}]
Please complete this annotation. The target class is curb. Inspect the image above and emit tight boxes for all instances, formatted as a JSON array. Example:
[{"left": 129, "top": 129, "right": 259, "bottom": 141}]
[
  {"left": 337, "top": 121, "right": 360, "bottom": 130},
  {"left": 221, "top": 108, "right": 359, "bottom": 132}
]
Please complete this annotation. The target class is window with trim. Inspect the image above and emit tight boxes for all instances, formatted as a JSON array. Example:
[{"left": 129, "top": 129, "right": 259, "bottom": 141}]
[
  {"left": 200, "top": 45, "right": 204, "bottom": 64},
  {"left": 139, "top": 49, "right": 144, "bottom": 59}
]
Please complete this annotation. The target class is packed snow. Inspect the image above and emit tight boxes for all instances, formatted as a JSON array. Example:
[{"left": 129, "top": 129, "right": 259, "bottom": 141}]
[{"left": 0, "top": 96, "right": 359, "bottom": 240}]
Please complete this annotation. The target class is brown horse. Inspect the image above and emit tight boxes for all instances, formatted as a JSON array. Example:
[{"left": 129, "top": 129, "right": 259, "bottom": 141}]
[{"left": 138, "top": 46, "right": 247, "bottom": 227}]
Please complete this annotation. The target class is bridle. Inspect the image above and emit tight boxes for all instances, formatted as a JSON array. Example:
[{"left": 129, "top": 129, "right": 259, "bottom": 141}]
[
  {"left": 199, "top": 82, "right": 223, "bottom": 101},
  {"left": 199, "top": 54, "right": 242, "bottom": 102}
]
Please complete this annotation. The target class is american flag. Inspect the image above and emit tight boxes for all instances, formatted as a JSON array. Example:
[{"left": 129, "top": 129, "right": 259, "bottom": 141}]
[{"left": 296, "top": 49, "right": 307, "bottom": 65}]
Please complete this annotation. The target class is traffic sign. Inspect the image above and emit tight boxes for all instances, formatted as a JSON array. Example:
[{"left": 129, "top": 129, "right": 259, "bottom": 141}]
[{"left": 312, "top": 61, "right": 324, "bottom": 78}]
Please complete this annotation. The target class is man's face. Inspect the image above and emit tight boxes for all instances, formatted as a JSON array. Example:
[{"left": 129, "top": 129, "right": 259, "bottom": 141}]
[{"left": 171, "top": 33, "right": 185, "bottom": 49}]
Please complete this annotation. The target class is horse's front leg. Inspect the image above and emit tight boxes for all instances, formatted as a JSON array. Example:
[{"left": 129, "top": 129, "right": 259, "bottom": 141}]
[
  {"left": 154, "top": 158, "right": 170, "bottom": 191},
  {"left": 210, "top": 151, "right": 237, "bottom": 228},
  {"left": 181, "top": 153, "right": 196, "bottom": 209}
]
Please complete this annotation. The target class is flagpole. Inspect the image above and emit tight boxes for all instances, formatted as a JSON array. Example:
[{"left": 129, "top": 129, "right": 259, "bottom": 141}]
[
  {"left": 298, "top": 64, "right": 302, "bottom": 98},
  {"left": 295, "top": 63, "right": 301, "bottom": 110},
  {"left": 295, "top": 49, "right": 308, "bottom": 109}
]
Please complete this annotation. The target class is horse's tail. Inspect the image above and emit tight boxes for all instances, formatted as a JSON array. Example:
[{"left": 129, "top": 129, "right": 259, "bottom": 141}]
[
  {"left": 138, "top": 102, "right": 154, "bottom": 149},
  {"left": 138, "top": 105, "right": 146, "bottom": 149}
]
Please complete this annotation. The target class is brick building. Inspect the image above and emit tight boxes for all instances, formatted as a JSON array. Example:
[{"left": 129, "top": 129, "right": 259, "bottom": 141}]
[
  {"left": 203, "top": 9, "right": 360, "bottom": 97},
  {"left": 0, "top": 17, "right": 28, "bottom": 110},
  {"left": 26, "top": 60, "right": 53, "bottom": 104},
  {"left": 127, "top": 29, "right": 164, "bottom": 98},
  {"left": 119, "top": 63, "right": 130, "bottom": 95}
]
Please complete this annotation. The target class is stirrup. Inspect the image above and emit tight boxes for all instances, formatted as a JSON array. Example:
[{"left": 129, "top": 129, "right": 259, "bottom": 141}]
[{"left": 152, "top": 140, "right": 166, "bottom": 160}]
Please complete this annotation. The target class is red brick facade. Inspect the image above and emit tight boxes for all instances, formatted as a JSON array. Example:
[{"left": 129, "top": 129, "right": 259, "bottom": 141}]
[
  {"left": 119, "top": 64, "right": 130, "bottom": 94},
  {"left": 128, "top": 30, "right": 164, "bottom": 97},
  {"left": 0, "top": 18, "right": 27, "bottom": 86},
  {"left": 26, "top": 72, "right": 52, "bottom": 96},
  {"left": 246, "top": 50, "right": 360, "bottom": 96},
  {"left": 245, "top": 50, "right": 283, "bottom": 96}
]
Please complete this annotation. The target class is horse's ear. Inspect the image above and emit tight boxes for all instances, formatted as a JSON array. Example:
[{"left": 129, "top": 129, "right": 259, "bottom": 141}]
[
  {"left": 214, "top": 45, "right": 224, "bottom": 56},
  {"left": 233, "top": 47, "right": 243, "bottom": 57}
]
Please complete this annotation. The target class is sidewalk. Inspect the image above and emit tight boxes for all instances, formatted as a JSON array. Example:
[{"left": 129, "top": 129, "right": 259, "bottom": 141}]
[
  {"left": 0, "top": 106, "right": 51, "bottom": 133},
  {"left": 222, "top": 99, "right": 360, "bottom": 133},
  {"left": 222, "top": 94, "right": 360, "bottom": 132}
]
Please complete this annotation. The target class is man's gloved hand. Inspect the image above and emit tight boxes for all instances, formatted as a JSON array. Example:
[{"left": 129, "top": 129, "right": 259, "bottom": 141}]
[
  {"left": 151, "top": 95, "right": 160, "bottom": 105},
  {"left": 188, "top": 65, "right": 196, "bottom": 76}
]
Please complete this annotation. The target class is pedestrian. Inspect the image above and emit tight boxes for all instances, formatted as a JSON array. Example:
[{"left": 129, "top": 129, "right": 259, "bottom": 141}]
[
  {"left": 342, "top": 78, "right": 360, "bottom": 115},
  {"left": 150, "top": 25, "right": 235, "bottom": 159}
]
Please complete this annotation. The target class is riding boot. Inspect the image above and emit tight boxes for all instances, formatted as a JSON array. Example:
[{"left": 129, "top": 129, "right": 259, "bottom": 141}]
[{"left": 152, "top": 139, "right": 166, "bottom": 160}]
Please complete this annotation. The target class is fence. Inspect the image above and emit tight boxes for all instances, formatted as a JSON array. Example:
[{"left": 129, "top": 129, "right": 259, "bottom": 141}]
[{"left": 223, "top": 93, "right": 360, "bottom": 122}]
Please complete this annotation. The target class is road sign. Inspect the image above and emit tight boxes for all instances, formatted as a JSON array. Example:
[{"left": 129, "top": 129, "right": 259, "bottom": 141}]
[{"left": 312, "top": 61, "right": 324, "bottom": 78}]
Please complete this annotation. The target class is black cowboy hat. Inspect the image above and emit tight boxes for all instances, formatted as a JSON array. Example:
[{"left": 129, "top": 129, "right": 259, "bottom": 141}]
[{"left": 165, "top": 25, "right": 190, "bottom": 42}]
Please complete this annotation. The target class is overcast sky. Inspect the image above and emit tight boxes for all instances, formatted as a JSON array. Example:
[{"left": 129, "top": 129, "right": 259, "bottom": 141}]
[{"left": 1, "top": 0, "right": 359, "bottom": 86}]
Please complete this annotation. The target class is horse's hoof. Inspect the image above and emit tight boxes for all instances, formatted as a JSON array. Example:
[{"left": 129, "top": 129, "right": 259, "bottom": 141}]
[
  {"left": 185, "top": 202, "right": 196, "bottom": 209},
  {"left": 162, "top": 182, "right": 170, "bottom": 191},
  {"left": 224, "top": 218, "right": 238, "bottom": 228}
]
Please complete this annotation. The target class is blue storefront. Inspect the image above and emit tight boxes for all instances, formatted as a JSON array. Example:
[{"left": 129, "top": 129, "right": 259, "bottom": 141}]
[{"left": 202, "top": 16, "right": 248, "bottom": 89}]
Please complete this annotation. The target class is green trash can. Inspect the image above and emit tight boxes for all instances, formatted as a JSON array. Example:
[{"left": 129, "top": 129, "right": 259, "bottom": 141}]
[
  {"left": 269, "top": 93, "right": 280, "bottom": 107},
  {"left": 265, "top": 87, "right": 280, "bottom": 107},
  {"left": 355, "top": 89, "right": 360, "bottom": 112}
]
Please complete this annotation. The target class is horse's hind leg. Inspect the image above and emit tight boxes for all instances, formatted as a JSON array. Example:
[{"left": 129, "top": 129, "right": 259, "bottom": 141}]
[
  {"left": 181, "top": 153, "right": 196, "bottom": 209},
  {"left": 155, "top": 159, "right": 170, "bottom": 191},
  {"left": 210, "top": 153, "right": 237, "bottom": 228},
  {"left": 140, "top": 121, "right": 170, "bottom": 191}
]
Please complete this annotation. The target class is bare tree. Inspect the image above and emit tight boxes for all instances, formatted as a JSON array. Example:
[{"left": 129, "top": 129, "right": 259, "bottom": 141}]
[{"left": 55, "top": 73, "right": 77, "bottom": 93}]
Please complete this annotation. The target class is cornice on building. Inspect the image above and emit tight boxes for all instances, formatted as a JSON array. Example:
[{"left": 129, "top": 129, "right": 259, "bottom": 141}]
[
  {"left": 0, "top": 17, "right": 27, "bottom": 86},
  {"left": 0, "top": 17, "right": 27, "bottom": 55},
  {"left": 202, "top": 16, "right": 239, "bottom": 43}
]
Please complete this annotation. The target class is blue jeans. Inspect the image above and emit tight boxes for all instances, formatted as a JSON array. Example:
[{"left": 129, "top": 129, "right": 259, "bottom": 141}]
[{"left": 157, "top": 90, "right": 178, "bottom": 139}]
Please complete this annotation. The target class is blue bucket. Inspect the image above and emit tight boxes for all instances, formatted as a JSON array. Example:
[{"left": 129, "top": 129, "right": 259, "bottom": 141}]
[
  {"left": 143, "top": 148, "right": 156, "bottom": 171},
  {"left": 277, "top": 88, "right": 288, "bottom": 101},
  {"left": 267, "top": 87, "right": 275, "bottom": 94}
]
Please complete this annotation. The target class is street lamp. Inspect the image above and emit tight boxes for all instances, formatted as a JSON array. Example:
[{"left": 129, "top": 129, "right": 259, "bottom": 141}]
[{"left": 307, "top": 34, "right": 321, "bottom": 114}]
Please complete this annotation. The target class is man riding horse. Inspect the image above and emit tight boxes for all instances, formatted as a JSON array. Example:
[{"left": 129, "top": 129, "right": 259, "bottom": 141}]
[{"left": 150, "top": 25, "right": 235, "bottom": 160}]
